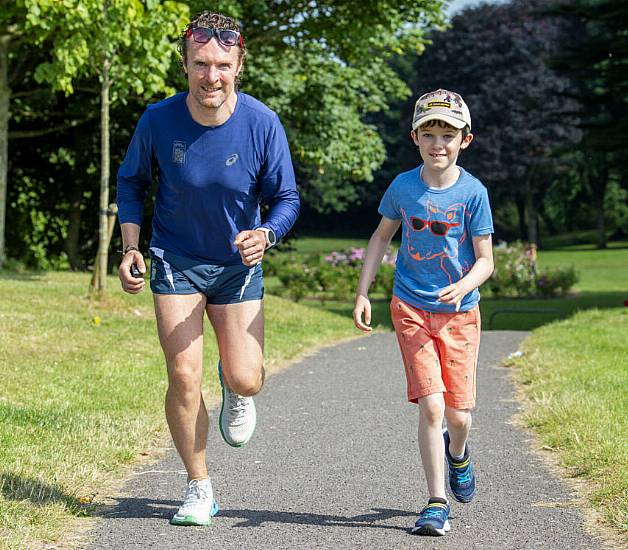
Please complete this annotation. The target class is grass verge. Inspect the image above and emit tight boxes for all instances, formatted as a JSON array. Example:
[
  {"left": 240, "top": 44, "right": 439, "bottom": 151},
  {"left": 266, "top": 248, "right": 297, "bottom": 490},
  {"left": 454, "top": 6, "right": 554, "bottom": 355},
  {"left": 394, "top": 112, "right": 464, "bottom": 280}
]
[
  {"left": 507, "top": 308, "right": 628, "bottom": 533},
  {"left": 0, "top": 271, "right": 358, "bottom": 549}
]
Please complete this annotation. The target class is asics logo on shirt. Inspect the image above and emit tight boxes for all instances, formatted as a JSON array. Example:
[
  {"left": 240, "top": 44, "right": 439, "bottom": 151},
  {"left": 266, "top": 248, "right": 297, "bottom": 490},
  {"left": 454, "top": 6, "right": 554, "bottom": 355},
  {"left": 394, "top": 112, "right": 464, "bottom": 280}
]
[{"left": 225, "top": 153, "right": 239, "bottom": 166}]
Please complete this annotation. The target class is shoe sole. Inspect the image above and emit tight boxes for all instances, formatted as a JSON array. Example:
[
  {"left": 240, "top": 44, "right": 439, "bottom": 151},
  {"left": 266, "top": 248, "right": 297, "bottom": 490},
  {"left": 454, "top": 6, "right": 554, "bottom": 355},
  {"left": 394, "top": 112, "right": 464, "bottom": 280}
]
[
  {"left": 170, "top": 501, "right": 220, "bottom": 526},
  {"left": 411, "top": 521, "right": 451, "bottom": 536},
  {"left": 218, "top": 362, "right": 253, "bottom": 448}
]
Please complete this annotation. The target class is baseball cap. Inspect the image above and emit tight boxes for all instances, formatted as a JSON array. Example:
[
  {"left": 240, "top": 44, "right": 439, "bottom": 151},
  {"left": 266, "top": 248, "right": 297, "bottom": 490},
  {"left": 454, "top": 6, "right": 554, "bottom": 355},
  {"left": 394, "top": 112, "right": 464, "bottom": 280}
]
[{"left": 412, "top": 89, "right": 471, "bottom": 131}]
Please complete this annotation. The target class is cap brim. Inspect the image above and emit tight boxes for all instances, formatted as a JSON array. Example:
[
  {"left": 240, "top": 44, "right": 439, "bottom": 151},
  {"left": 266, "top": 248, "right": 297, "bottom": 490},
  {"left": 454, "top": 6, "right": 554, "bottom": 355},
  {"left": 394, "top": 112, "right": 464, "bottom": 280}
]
[{"left": 412, "top": 113, "right": 468, "bottom": 130}]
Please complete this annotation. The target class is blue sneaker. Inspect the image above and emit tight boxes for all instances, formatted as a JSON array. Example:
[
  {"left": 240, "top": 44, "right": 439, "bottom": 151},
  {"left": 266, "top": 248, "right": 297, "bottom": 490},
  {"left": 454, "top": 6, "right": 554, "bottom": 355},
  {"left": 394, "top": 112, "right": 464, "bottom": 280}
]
[
  {"left": 411, "top": 501, "right": 451, "bottom": 536},
  {"left": 218, "top": 361, "right": 256, "bottom": 447},
  {"left": 444, "top": 430, "right": 476, "bottom": 502}
]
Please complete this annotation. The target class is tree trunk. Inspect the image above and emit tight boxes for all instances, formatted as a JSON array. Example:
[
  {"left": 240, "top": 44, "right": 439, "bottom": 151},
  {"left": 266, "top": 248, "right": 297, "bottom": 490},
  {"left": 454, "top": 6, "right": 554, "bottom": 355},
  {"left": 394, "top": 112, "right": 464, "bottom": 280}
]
[
  {"left": 90, "top": 56, "right": 111, "bottom": 292},
  {"left": 90, "top": 203, "right": 117, "bottom": 289},
  {"left": 525, "top": 177, "right": 538, "bottom": 246},
  {"left": 66, "top": 184, "right": 82, "bottom": 270},
  {"left": 592, "top": 161, "right": 608, "bottom": 249},
  {"left": 0, "top": 34, "right": 10, "bottom": 268},
  {"left": 515, "top": 195, "right": 526, "bottom": 241}
]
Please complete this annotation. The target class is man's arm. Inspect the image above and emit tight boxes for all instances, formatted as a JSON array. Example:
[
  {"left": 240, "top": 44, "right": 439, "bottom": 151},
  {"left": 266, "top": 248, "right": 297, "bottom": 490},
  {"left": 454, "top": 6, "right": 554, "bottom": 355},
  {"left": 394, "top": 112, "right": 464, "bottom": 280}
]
[
  {"left": 256, "top": 116, "right": 300, "bottom": 242},
  {"left": 116, "top": 111, "right": 153, "bottom": 292},
  {"left": 236, "top": 115, "right": 299, "bottom": 266},
  {"left": 118, "top": 222, "right": 146, "bottom": 293}
]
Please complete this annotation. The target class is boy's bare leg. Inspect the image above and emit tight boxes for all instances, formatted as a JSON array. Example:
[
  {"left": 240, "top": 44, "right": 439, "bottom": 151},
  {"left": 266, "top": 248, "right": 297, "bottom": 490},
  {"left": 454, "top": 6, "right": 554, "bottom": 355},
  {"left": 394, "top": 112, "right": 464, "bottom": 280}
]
[
  {"left": 417, "top": 393, "right": 447, "bottom": 500},
  {"left": 206, "top": 300, "right": 264, "bottom": 396},
  {"left": 444, "top": 406, "right": 472, "bottom": 457},
  {"left": 154, "top": 293, "right": 209, "bottom": 480}
]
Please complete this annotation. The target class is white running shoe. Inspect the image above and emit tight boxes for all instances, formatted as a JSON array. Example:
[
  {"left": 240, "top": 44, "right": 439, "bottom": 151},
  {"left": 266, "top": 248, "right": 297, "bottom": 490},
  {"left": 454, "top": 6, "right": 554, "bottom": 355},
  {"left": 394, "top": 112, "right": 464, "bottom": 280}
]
[
  {"left": 218, "top": 362, "right": 257, "bottom": 447},
  {"left": 170, "top": 478, "right": 219, "bottom": 526}
]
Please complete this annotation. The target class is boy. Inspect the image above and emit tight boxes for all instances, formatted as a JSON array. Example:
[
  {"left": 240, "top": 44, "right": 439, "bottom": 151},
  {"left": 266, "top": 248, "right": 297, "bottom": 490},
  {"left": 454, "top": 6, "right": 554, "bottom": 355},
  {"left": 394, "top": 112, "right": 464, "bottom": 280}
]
[{"left": 353, "top": 89, "right": 494, "bottom": 536}]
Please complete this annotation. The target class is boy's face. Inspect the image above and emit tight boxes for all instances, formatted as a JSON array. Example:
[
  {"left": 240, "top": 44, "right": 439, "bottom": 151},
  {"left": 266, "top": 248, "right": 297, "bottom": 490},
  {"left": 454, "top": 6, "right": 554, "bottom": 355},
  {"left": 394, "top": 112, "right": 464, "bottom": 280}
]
[{"left": 411, "top": 122, "right": 473, "bottom": 173}]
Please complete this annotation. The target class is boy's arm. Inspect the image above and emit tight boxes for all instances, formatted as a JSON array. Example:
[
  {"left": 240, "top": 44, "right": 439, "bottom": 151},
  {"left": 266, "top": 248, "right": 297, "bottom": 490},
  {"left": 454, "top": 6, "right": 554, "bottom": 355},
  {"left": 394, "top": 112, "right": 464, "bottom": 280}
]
[
  {"left": 438, "top": 234, "right": 494, "bottom": 310},
  {"left": 353, "top": 217, "right": 401, "bottom": 332}
]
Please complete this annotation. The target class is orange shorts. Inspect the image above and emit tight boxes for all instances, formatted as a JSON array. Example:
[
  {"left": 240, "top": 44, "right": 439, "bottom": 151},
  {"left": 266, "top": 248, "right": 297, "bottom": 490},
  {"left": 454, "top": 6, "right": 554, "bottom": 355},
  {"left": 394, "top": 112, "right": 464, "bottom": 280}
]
[{"left": 390, "top": 295, "right": 481, "bottom": 409}]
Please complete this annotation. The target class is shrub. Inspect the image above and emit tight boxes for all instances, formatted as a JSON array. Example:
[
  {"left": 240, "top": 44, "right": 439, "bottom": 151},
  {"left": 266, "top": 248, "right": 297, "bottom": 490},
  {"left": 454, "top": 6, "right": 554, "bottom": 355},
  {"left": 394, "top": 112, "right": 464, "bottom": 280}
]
[
  {"left": 270, "top": 247, "right": 396, "bottom": 302},
  {"left": 486, "top": 241, "right": 578, "bottom": 298},
  {"left": 269, "top": 241, "right": 578, "bottom": 302}
]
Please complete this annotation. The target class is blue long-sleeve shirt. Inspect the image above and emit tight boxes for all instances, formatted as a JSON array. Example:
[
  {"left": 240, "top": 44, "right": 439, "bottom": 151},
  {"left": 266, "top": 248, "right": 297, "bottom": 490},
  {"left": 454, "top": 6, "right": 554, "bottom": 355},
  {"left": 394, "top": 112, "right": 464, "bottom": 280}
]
[{"left": 117, "top": 92, "right": 300, "bottom": 265}]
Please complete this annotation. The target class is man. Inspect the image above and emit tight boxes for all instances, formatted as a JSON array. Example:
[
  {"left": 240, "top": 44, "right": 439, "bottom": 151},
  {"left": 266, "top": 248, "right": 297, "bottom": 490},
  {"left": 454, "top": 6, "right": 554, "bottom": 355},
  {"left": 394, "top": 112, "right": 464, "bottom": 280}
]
[{"left": 116, "top": 11, "right": 299, "bottom": 526}]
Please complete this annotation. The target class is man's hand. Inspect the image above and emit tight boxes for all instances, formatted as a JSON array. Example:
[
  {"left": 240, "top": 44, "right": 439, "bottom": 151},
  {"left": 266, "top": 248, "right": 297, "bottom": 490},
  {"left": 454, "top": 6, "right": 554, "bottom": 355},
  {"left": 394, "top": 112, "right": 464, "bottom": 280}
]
[
  {"left": 353, "top": 294, "right": 373, "bottom": 332},
  {"left": 437, "top": 282, "right": 466, "bottom": 311},
  {"left": 234, "top": 230, "right": 267, "bottom": 266},
  {"left": 118, "top": 250, "right": 146, "bottom": 294}
]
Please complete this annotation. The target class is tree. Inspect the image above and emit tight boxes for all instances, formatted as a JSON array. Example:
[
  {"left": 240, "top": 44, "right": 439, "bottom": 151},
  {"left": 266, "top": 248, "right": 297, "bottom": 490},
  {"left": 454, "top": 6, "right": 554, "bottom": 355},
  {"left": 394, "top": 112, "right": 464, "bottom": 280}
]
[
  {"left": 184, "top": 0, "right": 447, "bottom": 213},
  {"left": 30, "top": 0, "right": 188, "bottom": 290},
  {"left": 402, "top": 0, "right": 581, "bottom": 244},
  {"left": 545, "top": 0, "right": 628, "bottom": 248},
  {"left": 5, "top": 1, "right": 449, "bottom": 269},
  {"left": 0, "top": 1, "right": 55, "bottom": 269}
]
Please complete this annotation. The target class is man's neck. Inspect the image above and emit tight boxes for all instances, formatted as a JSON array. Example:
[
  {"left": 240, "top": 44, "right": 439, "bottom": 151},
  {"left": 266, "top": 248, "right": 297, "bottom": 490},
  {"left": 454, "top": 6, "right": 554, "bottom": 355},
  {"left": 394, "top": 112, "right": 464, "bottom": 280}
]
[
  {"left": 186, "top": 92, "right": 238, "bottom": 127},
  {"left": 421, "top": 164, "right": 461, "bottom": 189}
]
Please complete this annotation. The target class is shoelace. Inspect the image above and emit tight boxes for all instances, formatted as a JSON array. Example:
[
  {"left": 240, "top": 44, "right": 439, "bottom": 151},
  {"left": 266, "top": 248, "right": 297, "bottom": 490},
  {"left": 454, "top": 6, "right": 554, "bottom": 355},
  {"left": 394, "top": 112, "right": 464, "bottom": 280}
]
[
  {"left": 226, "top": 391, "right": 249, "bottom": 425},
  {"left": 421, "top": 505, "right": 446, "bottom": 518},
  {"left": 452, "top": 463, "right": 472, "bottom": 484},
  {"left": 184, "top": 480, "right": 210, "bottom": 504}
]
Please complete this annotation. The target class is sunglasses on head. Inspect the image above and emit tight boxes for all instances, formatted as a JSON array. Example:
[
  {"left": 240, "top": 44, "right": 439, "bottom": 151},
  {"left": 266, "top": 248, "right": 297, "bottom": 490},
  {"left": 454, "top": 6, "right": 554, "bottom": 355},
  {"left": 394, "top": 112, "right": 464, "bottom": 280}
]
[
  {"left": 186, "top": 26, "right": 243, "bottom": 48},
  {"left": 410, "top": 216, "right": 460, "bottom": 236}
]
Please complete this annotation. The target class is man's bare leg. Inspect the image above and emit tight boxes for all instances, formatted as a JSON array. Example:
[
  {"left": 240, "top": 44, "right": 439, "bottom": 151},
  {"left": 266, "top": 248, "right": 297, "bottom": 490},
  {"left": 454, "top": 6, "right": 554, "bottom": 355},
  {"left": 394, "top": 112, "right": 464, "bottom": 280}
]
[
  {"left": 207, "top": 299, "right": 264, "bottom": 446},
  {"left": 207, "top": 299, "right": 265, "bottom": 395},
  {"left": 154, "top": 293, "right": 209, "bottom": 480}
]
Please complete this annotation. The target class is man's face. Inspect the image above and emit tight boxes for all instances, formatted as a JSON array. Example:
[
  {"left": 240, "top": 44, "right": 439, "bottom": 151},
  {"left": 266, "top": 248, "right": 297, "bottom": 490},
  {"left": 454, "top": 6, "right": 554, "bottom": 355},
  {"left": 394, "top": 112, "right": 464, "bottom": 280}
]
[
  {"left": 411, "top": 122, "right": 473, "bottom": 172},
  {"left": 183, "top": 36, "right": 242, "bottom": 114}
]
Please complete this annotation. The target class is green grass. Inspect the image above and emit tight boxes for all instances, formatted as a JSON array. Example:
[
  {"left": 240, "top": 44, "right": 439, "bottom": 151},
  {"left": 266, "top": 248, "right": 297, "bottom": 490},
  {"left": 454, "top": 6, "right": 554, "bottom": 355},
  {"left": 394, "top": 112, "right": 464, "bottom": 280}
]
[
  {"left": 0, "top": 271, "right": 357, "bottom": 549},
  {"left": 540, "top": 230, "right": 625, "bottom": 249},
  {"left": 509, "top": 309, "right": 628, "bottom": 532},
  {"left": 290, "top": 236, "right": 371, "bottom": 254},
  {"left": 538, "top": 245, "right": 628, "bottom": 293}
]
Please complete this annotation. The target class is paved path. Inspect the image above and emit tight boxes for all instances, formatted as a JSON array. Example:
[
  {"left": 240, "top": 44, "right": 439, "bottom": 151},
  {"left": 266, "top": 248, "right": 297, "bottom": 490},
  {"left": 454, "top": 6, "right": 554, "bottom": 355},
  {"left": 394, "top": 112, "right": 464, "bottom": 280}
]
[{"left": 84, "top": 331, "right": 604, "bottom": 549}]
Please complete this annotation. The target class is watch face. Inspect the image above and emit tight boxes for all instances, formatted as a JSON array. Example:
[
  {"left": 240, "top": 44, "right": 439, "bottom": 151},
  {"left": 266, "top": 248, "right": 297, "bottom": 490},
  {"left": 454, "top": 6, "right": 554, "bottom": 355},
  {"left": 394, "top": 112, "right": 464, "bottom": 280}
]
[{"left": 267, "top": 228, "right": 277, "bottom": 245}]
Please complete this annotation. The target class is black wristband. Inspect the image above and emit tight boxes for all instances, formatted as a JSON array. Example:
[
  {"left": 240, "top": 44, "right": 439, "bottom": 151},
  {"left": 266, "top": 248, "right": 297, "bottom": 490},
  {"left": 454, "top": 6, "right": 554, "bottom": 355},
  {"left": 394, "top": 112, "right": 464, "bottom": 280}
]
[{"left": 121, "top": 245, "right": 139, "bottom": 255}]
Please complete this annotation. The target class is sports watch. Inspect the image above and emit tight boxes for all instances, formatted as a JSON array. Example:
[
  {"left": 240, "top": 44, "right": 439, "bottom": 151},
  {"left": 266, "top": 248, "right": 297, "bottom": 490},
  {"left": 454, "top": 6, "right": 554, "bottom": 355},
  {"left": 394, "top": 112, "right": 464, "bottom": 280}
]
[{"left": 256, "top": 227, "right": 277, "bottom": 249}]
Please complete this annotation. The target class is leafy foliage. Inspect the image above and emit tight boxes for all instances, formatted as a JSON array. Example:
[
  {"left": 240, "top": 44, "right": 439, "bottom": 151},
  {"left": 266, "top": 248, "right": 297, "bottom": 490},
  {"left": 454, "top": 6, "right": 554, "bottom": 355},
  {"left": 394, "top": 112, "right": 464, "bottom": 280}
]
[
  {"left": 266, "top": 246, "right": 396, "bottom": 302},
  {"left": 485, "top": 241, "right": 578, "bottom": 297},
  {"left": 29, "top": 0, "right": 188, "bottom": 99},
  {"left": 408, "top": 0, "right": 580, "bottom": 241},
  {"left": 187, "top": 0, "right": 448, "bottom": 212}
]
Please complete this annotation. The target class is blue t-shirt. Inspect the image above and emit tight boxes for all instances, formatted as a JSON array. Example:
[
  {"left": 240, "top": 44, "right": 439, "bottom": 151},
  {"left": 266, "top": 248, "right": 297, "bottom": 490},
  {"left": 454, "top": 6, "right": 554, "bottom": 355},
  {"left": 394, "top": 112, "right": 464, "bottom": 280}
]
[
  {"left": 378, "top": 165, "right": 493, "bottom": 312},
  {"left": 117, "top": 92, "right": 300, "bottom": 265}
]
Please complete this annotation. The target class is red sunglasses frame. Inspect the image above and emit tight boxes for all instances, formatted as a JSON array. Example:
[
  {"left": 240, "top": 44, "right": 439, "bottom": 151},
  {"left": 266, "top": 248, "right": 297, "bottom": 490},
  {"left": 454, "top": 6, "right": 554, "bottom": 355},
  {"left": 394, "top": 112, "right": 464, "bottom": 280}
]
[{"left": 410, "top": 216, "right": 460, "bottom": 236}]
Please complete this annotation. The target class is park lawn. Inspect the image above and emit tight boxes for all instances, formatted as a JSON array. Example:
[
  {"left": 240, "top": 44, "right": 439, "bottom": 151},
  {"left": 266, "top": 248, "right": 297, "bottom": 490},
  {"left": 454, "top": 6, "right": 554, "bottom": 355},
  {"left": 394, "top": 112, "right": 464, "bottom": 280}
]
[
  {"left": 537, "top": 244, "right": 628, "bottom": 293},
  {"left": 0, "top": 271, "right": 358, "bottom": 549},
  {"left": 291, "top": 236, "right": 371, "bottom": 255},
  {"left": 508, "top": 308, "right": 628, "bottom": 532}
]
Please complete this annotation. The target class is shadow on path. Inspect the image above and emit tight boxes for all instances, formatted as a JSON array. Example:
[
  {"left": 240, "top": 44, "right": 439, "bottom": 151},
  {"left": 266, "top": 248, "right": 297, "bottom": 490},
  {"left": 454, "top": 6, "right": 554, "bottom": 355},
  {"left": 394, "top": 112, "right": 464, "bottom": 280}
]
[{"left": 95, "top": 497, "right": 415, "bottom": 533}]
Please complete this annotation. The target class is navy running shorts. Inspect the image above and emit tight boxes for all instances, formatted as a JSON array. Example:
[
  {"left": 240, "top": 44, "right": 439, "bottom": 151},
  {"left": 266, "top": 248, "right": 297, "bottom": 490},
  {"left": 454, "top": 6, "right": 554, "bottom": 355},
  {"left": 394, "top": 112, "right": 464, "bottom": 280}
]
[{"left": 149, "top": 247, "right": 264, "bottom": 305}]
